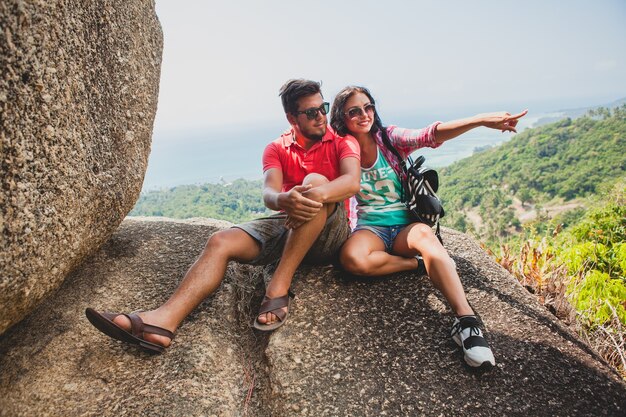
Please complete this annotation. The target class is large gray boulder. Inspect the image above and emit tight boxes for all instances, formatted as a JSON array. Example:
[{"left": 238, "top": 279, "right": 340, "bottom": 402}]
[
  {"left": 0, "top": 218, "right": 624, "bottom": 416},
  {"left": 0, "top": 1, "right": 162, "bottom": 334}
]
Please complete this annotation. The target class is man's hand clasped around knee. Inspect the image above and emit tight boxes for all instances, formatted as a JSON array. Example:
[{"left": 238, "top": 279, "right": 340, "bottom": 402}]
[{"left": 281, "top": 184, "right": 324, "bottom": 229}]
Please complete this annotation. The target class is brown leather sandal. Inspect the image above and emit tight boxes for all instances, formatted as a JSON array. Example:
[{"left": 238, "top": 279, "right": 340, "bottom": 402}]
[
  {"left": 252, "top": 290, "right": 295, "bottom": 331},
  {"left": 85, "top": 308, "right": 174, "bottom": 353}
]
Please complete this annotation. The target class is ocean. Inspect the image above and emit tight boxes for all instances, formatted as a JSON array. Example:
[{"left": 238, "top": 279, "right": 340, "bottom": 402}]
[{"left": 141, "top": 111, "right": 543, "bottom": 191}]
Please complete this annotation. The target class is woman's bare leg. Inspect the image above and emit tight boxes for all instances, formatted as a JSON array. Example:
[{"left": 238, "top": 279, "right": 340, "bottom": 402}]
[
  {"left": 340, "top": 230, "right": 418, "bottom": 276},
  {"left": 392, "top": 223, "right": 473, "bottom": 316}
]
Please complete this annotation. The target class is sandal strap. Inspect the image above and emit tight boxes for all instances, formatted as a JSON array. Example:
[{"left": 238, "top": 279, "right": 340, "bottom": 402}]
[
  {"left": 258, "top": 295, "right": 290, "bottom": 322},
  {"left": 125, "top": 313, "right": 175, "bottom": 340},
  {"left": 142, "top": 323, "right": 175, "bottom": 340}
]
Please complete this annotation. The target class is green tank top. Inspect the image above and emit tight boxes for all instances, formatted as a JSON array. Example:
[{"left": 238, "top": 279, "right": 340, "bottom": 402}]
[{"left": 356, "top": 147, "right": 411, "bottom": 226}]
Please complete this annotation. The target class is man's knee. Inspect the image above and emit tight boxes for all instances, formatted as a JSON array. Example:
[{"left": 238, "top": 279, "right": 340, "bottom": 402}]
[
  {"left": 203, "top": 230, "right": 231, "bottom": 255},
  {"left": 302, "top": 173, "right": 329, "bottom": 188},
  {"left": 203, "top": 228, "right": 258, "bottom": 259}
]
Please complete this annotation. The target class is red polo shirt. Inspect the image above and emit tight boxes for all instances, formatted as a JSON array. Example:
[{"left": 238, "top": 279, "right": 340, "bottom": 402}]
[{"left": 262, "top": 126, "right": 360, "bottom": 192}]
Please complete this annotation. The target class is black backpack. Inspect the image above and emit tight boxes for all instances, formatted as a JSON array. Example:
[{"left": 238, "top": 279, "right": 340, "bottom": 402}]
[{"left": 380, "top": 136, "right": 445, "bottom": 243}]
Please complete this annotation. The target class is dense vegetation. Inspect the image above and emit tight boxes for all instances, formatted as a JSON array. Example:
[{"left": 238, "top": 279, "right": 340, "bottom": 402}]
[
  {"left": 494, "top": 182, "right": 625, "bottom": 376},
  {"left": 438, "top": 106, "right": 626, "bottom": 246},
  {"left": 434, "top": 107, "right": 625, "bottom": 377},
  {"left": 130, "top": 179, "right": 271, "bottom": 222}
]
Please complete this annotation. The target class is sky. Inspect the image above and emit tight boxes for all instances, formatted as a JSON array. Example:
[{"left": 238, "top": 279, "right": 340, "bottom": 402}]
[{"left": 152, "top": 0, "right": 626, "bottom": 136}]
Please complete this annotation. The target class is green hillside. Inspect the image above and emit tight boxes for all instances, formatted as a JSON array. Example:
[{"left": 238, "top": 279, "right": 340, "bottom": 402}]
[
  {"left": 493, "top": 181, "right": 626, "bottom": 378},
  {"left": 435, "top": 106, "right": 625, "bottom": 377},
  {"left": 130, "top": 178, "right": 271, "bottom": 222},
  {"left": 439, "top": 105, "right": 626, "bottom": 246}
]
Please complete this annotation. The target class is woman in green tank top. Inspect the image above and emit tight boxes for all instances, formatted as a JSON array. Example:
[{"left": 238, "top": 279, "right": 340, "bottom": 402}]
[{"left": 330, "top": 85, "right": 526, "bottom": 369}]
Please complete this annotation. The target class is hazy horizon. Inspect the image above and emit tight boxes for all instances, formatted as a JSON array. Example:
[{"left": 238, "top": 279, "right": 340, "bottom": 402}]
[
  {"left": 142, "top": 94, "right": 624, "bottom": 190},
  {"left": 144, "top": 0, "right": 626, "bottom": 190},
  {"left": 152, "top": 1, "right": 626, "bottom": 136}
]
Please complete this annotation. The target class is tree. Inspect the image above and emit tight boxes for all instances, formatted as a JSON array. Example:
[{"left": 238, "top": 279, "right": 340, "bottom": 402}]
[{"left": 518, "top": 188, "right": 532, "bottom": 206}]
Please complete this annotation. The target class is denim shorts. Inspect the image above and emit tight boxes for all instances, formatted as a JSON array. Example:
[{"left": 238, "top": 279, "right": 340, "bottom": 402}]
[{"left": 353, "top": 224, "right": 406, "bottom": 252}]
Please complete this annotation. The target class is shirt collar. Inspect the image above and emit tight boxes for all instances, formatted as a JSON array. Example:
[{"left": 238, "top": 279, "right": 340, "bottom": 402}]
[
  {"left": 279, "top": 128, "right": 296, "bottom": 147},
  {"left": 280, "top": 125, "right": 336, "bottom": 148}
]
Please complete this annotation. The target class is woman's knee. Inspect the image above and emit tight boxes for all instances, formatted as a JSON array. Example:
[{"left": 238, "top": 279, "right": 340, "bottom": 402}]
[
  {"left": 408, "top": 224, "right": 449, "bottom": 257},
  {"left": 340, "top": 250, "right": 373, "bottom": 276},
  {"left": 411, "top": 223, "right": 436, "bottom": 240},
  {"left": 407, "top": 224, "right": 437, "bottom": 248}
]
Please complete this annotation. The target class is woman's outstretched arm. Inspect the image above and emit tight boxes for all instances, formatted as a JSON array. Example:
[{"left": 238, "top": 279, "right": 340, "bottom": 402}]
[{"left": 434, "top": 110, "right": 528, "bottom": 143}]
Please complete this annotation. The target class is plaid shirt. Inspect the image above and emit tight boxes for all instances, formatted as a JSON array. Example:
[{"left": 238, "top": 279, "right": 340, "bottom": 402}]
[{"left": 375, "top": 122, "right": 442, "bottom": 178}]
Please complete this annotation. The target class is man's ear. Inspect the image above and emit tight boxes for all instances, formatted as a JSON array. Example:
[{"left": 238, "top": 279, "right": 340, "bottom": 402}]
[{"left": 286, "top": 112, "right": 296, "bottom": 126}]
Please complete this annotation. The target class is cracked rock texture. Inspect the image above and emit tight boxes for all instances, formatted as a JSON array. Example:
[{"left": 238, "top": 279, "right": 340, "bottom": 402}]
[
  {"left": 0, "top": 0, "right": 162, "bottom": 334},
  {"left": 0, "top": 218, "right": 624, "bottom": 416}
]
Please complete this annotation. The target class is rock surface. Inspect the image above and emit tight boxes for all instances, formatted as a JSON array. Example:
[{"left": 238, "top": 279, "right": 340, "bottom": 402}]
[
  {"left": 0, "top": 1, "right": 162, "bottom": 334},
  {"left": 0, "top": 218, "right": 270, "bottom": 417},
  {"left": 0, "top": 218, "right": 624, "bottom": 416}
]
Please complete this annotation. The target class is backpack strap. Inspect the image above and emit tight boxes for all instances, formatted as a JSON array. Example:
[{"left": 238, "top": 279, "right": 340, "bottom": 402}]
[
  {"left": 379, "top": 130, "right": 409, "bottom": 203},
  {"left": 435, "top": 222, "right": 443, "bottom": 245},
  {"left": 379, "top": 128, "right": 403, "bottom": 163}
]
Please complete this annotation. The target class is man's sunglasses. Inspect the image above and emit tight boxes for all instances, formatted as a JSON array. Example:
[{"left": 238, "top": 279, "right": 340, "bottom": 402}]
[
  {"left": 345, "top": 103, "right": 375, "bottom": 119},
  {"left": 294, "top": 102, "right": 330, "bottom": 120}
]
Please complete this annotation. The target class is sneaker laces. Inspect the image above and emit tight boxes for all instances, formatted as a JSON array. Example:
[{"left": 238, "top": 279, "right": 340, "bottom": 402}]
[
  {"left": 455, "top": 316, "right": 482, "bottom": 335},
  {"left": 468, "top": 325, "right": 480, "bottom": 337}
]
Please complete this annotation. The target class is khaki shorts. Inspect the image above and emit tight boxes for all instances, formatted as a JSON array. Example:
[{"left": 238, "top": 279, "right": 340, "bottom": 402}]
[{"left": 233, "top": 203, "right": 350, "bottom": 266}]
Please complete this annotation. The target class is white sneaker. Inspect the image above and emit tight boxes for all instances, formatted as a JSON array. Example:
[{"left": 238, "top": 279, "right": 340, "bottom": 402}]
[
  {"left": 415, "top": 255, "right": 426, "bottom": 273},
  {"left": 450, "top": 316, "right": 495, "bottom": 369}
]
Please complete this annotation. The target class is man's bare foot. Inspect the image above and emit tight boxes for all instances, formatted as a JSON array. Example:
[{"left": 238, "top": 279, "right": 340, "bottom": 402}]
[
  {"left": 257, "top": 307, "right": 288, "bottom": 325},
  {"left": 253, "top": 288, "right": 293, "bottom": 330},
  {"left": 256, "top": 284, "right": 292, "bottom": 325},
  {"left": 112, "top": 311, "right": 174, "bottom": 347}
]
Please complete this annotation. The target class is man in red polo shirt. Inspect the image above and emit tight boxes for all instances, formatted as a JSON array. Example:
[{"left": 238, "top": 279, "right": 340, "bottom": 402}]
[{"left": 85, "top": 79, "right": 360, "bottom": 350}]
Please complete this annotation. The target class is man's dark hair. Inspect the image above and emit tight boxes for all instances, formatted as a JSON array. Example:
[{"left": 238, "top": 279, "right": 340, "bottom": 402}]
[{"left": 279, "top": 79, "right": 323, "bottom": 115}]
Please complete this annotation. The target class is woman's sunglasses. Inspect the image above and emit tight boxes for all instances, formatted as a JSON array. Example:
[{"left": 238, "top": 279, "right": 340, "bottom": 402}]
[
  {"left": 294, "top": 102, "right": 330, "bottom": 120},
  {"left": 345, "top": 103, "right": 375, "bottom": 119}
]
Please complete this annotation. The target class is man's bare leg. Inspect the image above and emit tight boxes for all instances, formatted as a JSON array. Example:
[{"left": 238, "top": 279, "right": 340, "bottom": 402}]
[
  {"left": 257, "top": 175, "right": 335, "bottom": 325},
  {"left": 111, "top": 228, "right": 261, "bottom": 346}
]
